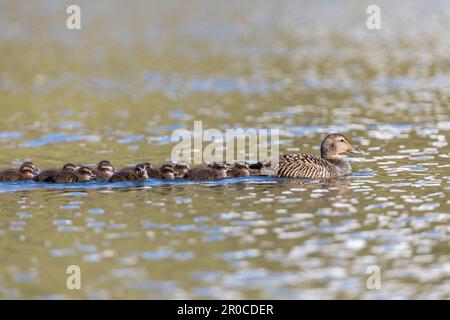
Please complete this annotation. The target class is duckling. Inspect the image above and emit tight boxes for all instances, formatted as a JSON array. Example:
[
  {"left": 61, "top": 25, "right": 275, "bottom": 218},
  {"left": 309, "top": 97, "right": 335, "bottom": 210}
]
[
  {"left": 185, "top": 162, "right": 228, "bottom": 180},
  {"left": 53, "top": 166, "right": 96, "bottom": 183},
  {"left": 120, "top": 162, "right": 151, "bottom": 174},
  {"left": 94, "top": 160, "right": 116, "bottom": 181},
  {"left": 109, "top": 163, "right": 148, "bottom": 182},
  {"left": 147, "top": 163, "right": 175, "bottom": 179},
  {"left": 250, "top": 133, "right": 362, "bottom": 179},
  {"left": 35, "top": 163, "right": 79, "bottom": 183},
  {"left": 0, "top": 162, "right": 39, "bottom": 181},
  {"left": 174, "top": 161, "right": 190, "bottom": 179},
  {"left": 227, "top": 162, "right": 251, "bottom": 178}
]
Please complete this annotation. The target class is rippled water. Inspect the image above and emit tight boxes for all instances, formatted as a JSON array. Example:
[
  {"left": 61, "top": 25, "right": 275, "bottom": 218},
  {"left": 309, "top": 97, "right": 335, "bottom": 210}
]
[{"left": 0, "top": 0, "right": 449, "bottom": 299}]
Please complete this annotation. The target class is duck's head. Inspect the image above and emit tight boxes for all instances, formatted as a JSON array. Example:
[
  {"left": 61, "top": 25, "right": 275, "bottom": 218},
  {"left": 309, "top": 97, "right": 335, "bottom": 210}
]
[
  {"left": 135, "top": 163, "right": 149, "bottom": 179},
  {"left": 320, "top": 133, "right": 362, "bottom": 159},
  {"left": 160, "top": 164, "right": 175, "bottom": 179},
  {"left": 97, "top": 161, "right": 116, "bottom": 177},
  {"left": 98, "top": 160, "right": 112, "bottom": 167},
  {"left": 208, "top": 162, "right": 228, "bottom": 173},
  {"left": 228, "top": 161, "right": 250, "bottom": 177},
  {"left": 174, "top": 161, "right": 190, "bottom": 177},
  {"left": 20, "top": 162, "right": 38, "bottom": 179},
  {"left": 140, "top": 162, "right": 152, "bottom": 172},
  {"left": 77, "top": 166, "right": 96, "bottom": 181},
  {"left": 233, "top": 161, "right": 249, "bottom": 170},
  {"left": 62, "top": 163, "right": 79, "bottom": 172}
]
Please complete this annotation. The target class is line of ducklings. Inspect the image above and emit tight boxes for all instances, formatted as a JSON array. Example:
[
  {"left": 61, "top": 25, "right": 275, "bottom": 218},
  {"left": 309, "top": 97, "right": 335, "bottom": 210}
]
[
  {"left": 0, "top": 160, "right": 252, "bottom": 183},
  {"left": 0, "top": 134, "right": 363, "bottom": 182}
]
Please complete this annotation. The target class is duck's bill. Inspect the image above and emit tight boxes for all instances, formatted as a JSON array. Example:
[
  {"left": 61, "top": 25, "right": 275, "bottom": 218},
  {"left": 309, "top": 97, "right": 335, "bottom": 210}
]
[{"left": 349, "top": 145, "right": 363, "bottom": 154}]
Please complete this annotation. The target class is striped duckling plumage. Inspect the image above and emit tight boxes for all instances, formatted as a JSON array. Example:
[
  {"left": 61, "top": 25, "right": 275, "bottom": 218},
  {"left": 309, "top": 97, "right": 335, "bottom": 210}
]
[{"left": 251, "top": 133, "right": 362, "bottom": 179}]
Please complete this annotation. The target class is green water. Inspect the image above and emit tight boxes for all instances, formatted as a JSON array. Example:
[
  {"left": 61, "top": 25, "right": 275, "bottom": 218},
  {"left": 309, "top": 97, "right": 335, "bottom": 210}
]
[{"left": 0, "top": 0, "right": 449, "bottom": 299}]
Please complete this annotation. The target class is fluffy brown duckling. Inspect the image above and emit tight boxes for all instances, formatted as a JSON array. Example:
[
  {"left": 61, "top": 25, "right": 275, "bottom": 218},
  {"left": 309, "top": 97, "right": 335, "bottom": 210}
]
[
  {"left": 0, "top": 162, "right": 38, "bottom": 181},
  {"left": 94, "top": 160, "right": 116, "bottom": 181},
  {"left": 109, "top": 163, "right": 148, "bottom": 182},
  {"left": 227, "top": 162, "right": 251, "bottom": 178},
  {"left": 35, "top": 163, "right": 79, "bottom": 183},
  {"left": 250, "top": 133, "right": 362, "bottom": 179},
  {"left": 185, "top": 162, "right": 228, "bottom": 180},
  {"left": 174, "top": 161, "right": 190, "bottom": 179},
  {"left": 120, "top": 162, "right": 151, "bottom": 173},
  {"left": 52, "top": 165, "right": 96, "bottom": 183},
  {"left": 148, "top": 163, "right": 175, "bottom": 179}
]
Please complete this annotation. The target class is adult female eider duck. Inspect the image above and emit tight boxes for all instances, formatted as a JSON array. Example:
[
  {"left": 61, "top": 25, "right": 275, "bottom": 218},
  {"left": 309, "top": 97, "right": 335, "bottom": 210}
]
[{"left": 250, "top": 133, "right": 362, "bottom": 179}]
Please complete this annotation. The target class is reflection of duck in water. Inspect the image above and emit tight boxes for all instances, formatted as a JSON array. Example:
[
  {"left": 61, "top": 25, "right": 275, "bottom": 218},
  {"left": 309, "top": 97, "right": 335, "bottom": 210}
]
[
  {"left": 185, "top": 162, "right": 227, "bottom": 180},
  {"left": 227, "top": 162, "right": 251, "bottom": 178},
  {"left": 0, "top": 162, "right": 39, "bottom": 181},
  {"left": 109, "top": 163, "right": 148, "bottom": 182},
  {"left": 250, "top": 133, "right": 362, "bottom": 179},
  {"left": 35, "top": 163, "right": 79, "bottom": 182}
]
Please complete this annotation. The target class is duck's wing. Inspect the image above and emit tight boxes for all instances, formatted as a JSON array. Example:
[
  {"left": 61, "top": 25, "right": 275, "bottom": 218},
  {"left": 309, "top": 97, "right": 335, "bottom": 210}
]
[
  {"left": 263, "top": 154, "right": 339, "bottom": 179},
  {"left": 110, "top": 171, "right": 137, "bottom": 182},
  {"left": 54, "top": 172, "right": 77, "bottom": 183},
  {"left": 186, "top": 168, "right": 213, "bottom": 180},
  {"left": 35, "top": 169, "right": 58, "bottom": 182},
  {"left": 147, "top": 168, "right": 162, "bottom": 179},
  {"left": 0, "top": 169, "right": 20, "bottom": 181}
]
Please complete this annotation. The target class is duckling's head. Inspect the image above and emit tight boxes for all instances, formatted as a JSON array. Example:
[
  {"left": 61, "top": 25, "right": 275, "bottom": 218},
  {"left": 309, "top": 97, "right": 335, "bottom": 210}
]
[
  {"left": 320, "top": 133, "right": 362, "bottom": 159},
  {"left": 135, "top": 163, "right": 149, "bottom": 179},
  {"left": 22, "top": 161, "right": 37, "bottom": 170},
  {"left": 98, "top": 160, "right": 112, "bottom": 167},
  {"left": 161, "top": 164, "right": 175, "bottom": 179},
  {"left": 77, "top": 166, "right": 95, "bottom": 181},
  {"left": 62, "top": 163, "right": 79, "bottom": 172},
  {"left": 174, "top": 161, "right": 190, "bottom": 177},
  {"left": 97, "top": 162, "right": 116, "bottom": 178},
  {"left": 208, "top": 162, "right": 228, "bottom": 173},
  {"left": 234, "top": 162, "right": 249, "bottom": 170},
  {"left": 20, "top": 162, "right": 38, "bottom": 179},
  {"left": 140, "top": 162, "right": 152, "bottom": 172}
]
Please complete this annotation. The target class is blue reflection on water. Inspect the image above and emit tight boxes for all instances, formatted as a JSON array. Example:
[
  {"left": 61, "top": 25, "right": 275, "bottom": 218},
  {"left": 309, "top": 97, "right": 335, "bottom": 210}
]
[{"left": 0, "top": 176, "right": 289, "bottom": 193}]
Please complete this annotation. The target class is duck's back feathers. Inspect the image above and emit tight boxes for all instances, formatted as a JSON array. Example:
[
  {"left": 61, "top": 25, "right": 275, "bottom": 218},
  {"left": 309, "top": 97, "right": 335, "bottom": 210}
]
[
  {"left": 35, "top": 169, "right": 59, "bottom": 182},
  {"left": 0, "top": 169, "right": 23, "bottom": 181},
  {"left": 185, "top": 167, "right": 226, "bottom": 180},
  {"left": 53, "top": 171, "right": 79, "bottom": 183},
  {"left": 109, "top": 171, "right": 144, "bottom": 182},
  {"left": 259, "top": 153, "right": 351, "bottom": 179}
]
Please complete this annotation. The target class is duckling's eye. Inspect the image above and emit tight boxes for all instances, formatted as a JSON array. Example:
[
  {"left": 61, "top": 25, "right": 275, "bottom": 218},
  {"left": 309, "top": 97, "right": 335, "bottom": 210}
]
[{"left": 339, "top": 139, "right": 345, "bottom": 142}]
